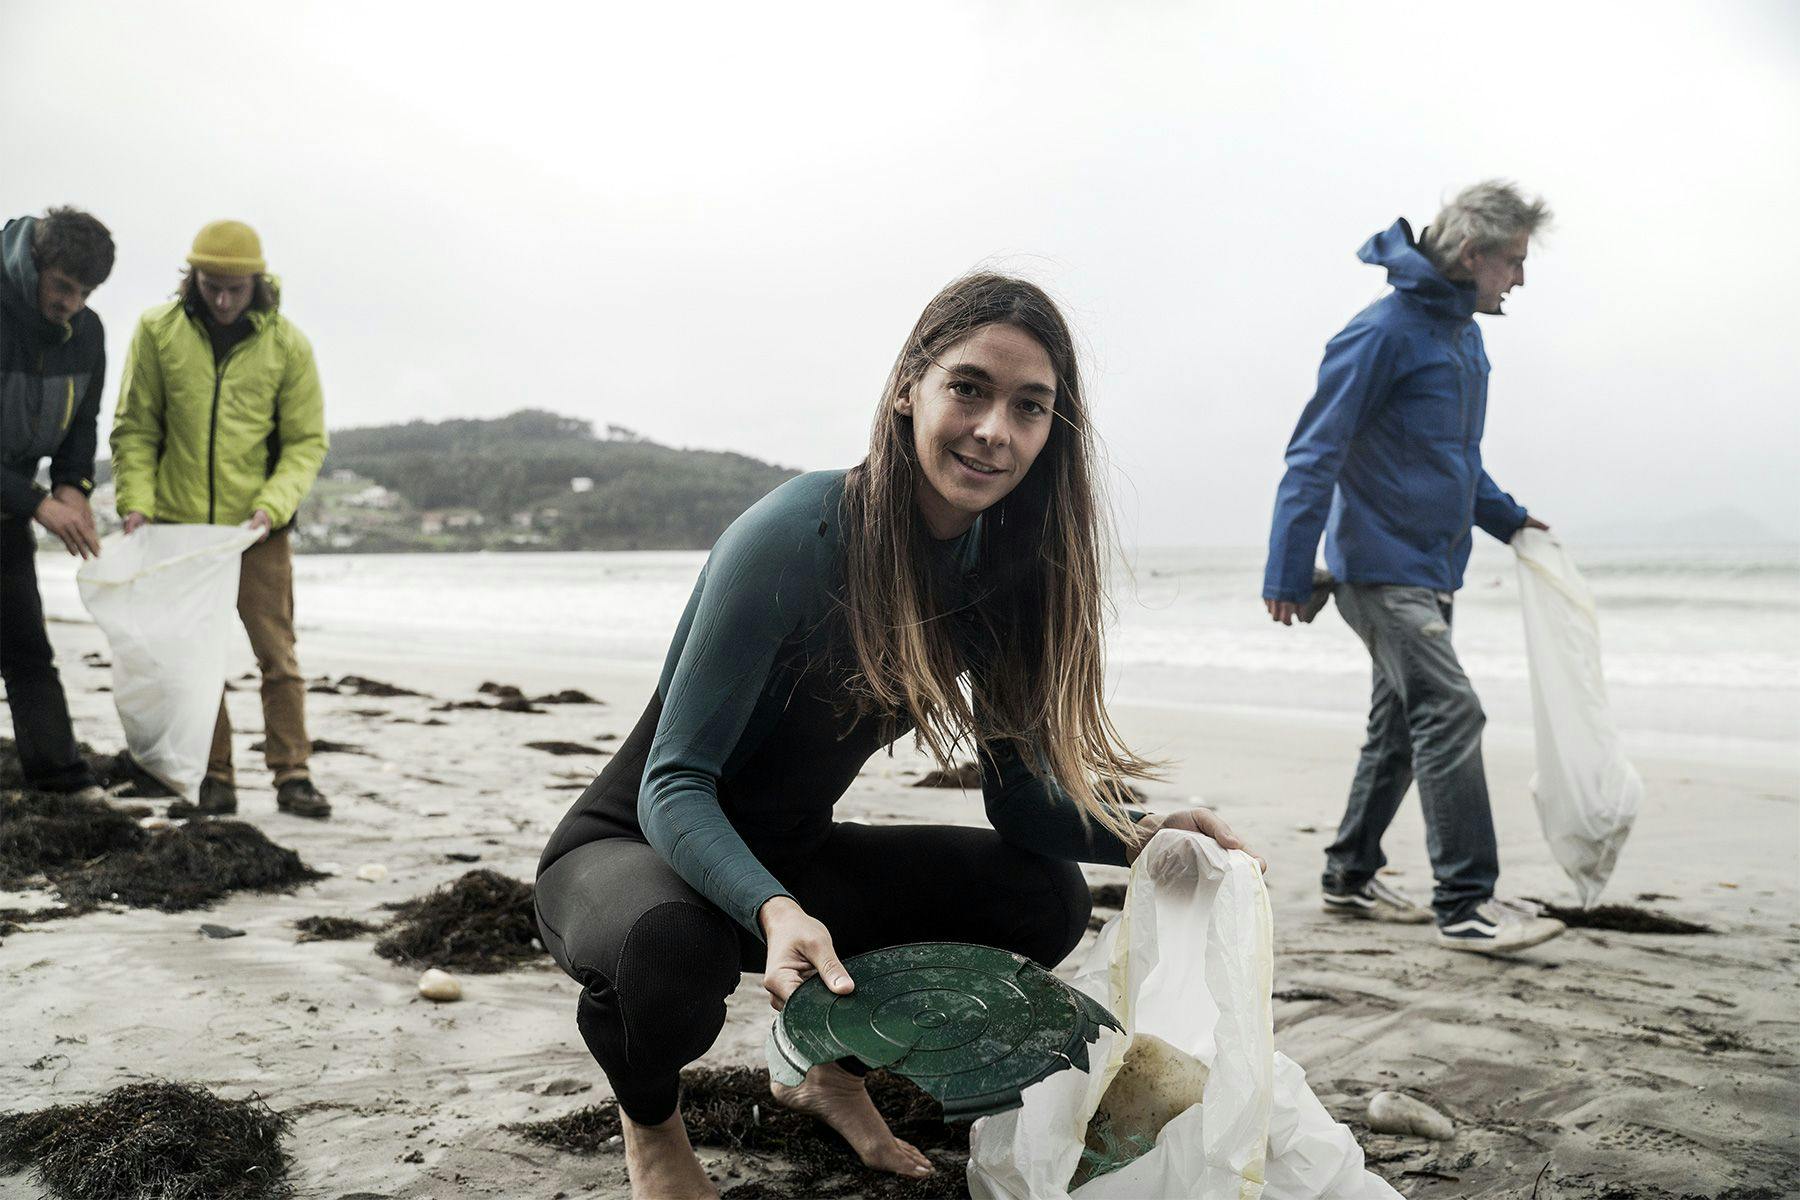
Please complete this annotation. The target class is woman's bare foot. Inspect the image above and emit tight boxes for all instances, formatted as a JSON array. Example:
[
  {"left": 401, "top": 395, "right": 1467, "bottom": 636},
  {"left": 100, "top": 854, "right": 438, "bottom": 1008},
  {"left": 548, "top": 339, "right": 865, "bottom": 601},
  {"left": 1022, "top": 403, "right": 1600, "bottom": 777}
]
[
  {"left": 620, "top": 1108, "right": 718, "bottom": 1200},
  {"left": 770, "top": 1062, "right": 934, "bottom": 1178}
]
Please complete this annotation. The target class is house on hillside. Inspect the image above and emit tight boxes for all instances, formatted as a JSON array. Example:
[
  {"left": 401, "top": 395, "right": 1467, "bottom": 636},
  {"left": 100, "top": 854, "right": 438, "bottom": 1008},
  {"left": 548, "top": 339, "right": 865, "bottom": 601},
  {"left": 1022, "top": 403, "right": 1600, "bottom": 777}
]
[
  {"left": 420, "top": 508, "right": 484, "bottom": 535},
  {"left": 344, "top": 484, "right": 398, "bottom": 509}
]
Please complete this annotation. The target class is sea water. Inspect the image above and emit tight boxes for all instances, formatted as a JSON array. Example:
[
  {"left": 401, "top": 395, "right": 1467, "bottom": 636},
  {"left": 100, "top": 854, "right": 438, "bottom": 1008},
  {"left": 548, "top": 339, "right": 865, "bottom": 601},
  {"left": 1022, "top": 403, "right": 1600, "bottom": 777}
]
[{"left": 36, "top": 540, "right": 1800, "bottom": 757}]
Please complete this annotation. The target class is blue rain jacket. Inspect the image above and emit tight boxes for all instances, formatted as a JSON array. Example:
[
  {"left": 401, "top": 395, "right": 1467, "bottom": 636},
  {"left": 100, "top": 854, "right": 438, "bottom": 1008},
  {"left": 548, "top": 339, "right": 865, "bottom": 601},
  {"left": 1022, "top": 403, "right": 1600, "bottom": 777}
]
[{"left": 1263, "top": 219, "right": 1528, "bottom": 601}]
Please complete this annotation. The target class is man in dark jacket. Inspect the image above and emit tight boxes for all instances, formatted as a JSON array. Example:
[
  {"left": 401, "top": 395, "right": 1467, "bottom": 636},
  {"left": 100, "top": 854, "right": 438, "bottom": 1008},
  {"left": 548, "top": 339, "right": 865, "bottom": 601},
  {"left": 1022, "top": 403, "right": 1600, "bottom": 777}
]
[
  {"left": 0, "top": 208, "right": 114, "bottom": 797},
  {"left": 1262, "top": 181, "right": 1563, "bottom": 954}
]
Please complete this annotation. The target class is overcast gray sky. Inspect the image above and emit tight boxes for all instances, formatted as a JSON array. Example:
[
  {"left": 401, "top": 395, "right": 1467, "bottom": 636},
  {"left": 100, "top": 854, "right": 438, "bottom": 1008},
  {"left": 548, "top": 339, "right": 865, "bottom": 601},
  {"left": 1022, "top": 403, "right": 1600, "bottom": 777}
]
[{"left": 8, "top": 1, "right": 1797, "bottom": 546}]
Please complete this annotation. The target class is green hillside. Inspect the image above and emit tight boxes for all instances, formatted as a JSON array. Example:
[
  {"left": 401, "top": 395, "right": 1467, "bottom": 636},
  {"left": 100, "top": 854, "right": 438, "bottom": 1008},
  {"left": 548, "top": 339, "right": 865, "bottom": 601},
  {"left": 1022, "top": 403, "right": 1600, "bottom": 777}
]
[{"left": 298, "top": 410, "right": 800, "bottom": 552}]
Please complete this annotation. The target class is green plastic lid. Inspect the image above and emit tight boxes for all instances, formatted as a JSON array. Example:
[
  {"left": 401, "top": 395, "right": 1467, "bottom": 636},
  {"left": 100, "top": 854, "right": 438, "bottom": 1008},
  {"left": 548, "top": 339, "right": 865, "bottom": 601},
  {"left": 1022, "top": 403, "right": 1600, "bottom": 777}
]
[{"left": 768, "top": 941, "right": 1121, "bottom": 1122}]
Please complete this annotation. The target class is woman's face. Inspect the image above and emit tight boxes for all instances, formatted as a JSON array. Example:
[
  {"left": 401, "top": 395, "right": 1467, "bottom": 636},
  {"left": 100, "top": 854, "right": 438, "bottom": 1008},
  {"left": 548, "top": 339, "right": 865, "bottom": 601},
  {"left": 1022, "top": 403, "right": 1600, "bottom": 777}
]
[{"left": 899, "top": 322, "right": 1057, "bottom": 539}]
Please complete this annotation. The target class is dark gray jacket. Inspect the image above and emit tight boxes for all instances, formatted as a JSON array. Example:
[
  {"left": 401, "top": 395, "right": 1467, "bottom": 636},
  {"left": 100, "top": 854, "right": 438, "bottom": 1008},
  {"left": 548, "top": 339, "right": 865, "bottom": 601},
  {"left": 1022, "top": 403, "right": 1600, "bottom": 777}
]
[{"left": 1, "top": 216, "right": 104, "bottom": 518}]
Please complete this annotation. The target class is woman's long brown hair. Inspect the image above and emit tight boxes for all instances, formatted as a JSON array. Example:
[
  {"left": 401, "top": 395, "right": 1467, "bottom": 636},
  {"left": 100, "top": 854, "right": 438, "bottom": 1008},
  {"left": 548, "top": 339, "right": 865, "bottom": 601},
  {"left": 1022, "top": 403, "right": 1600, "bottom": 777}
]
[{"left": 839, "top": 273, "right": 1155, "bottom": 843}]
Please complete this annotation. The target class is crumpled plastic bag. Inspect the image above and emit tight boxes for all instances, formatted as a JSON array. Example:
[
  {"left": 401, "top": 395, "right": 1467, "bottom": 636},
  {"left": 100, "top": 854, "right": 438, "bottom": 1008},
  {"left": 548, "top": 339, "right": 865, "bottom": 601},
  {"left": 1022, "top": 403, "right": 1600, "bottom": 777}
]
[
  {"left": 77, "top": 525, "right": 261, "bottom": 800},
  {"left": 967, "top": 829, "right": 1400, "bottom": 1200},
  {"left": 1512, "top": 528, "right": 1641, "bottom": 906}
]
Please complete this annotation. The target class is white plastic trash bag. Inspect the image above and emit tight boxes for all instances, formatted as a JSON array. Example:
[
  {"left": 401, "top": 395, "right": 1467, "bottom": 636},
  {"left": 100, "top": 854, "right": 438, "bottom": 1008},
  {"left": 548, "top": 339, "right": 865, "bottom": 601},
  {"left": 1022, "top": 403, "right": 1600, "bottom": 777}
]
[
  {"left": 967, "top": 830, "right": 1401, "bottom": 1200},
  {"left": 1512, "top": 528, "right": 1641, "bottom": 907},
  {"left": 76, "top": 525, "right": 262, "bottom": 800}
]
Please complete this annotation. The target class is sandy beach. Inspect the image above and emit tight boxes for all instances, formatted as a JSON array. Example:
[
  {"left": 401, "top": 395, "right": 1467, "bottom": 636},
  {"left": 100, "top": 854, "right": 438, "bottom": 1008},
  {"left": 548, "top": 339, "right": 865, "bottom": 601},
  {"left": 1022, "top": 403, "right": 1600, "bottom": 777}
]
[{"left": 3, "top": 601, "right": 1798, "bottom": 1200}]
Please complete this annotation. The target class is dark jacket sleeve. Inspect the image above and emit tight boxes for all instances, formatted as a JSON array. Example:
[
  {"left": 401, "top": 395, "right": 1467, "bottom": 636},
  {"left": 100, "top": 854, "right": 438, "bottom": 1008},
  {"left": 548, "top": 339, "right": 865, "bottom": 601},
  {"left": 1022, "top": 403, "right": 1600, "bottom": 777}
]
[
  {"left": 1, "top": 471, "right": 45, "bottom": 517},
  {"left": 638, "top": 493, "right": 816, "bottom": 936},
  {"left": 979, "top": 739, "right": 1139, "bottom": 867},
  {"left": 49, "top": 334, "right": 102, "bottom": 495},
  {"left": 1473, "top": 469, "right": 1528, "bottom": 543},
  {"left": 1263, "top": 321, "right": 1399, "bottom": 601}
]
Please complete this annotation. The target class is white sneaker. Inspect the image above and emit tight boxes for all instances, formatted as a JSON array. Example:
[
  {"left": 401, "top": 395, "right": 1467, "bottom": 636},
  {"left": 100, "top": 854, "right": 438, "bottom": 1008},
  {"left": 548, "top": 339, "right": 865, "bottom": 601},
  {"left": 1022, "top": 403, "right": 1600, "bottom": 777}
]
[
  {"left": 1322, "top": 877, "right": 1433, "bottom": 924},
  {"left": 1438, "top": 898, "right": 1566, "bottom": 954}
]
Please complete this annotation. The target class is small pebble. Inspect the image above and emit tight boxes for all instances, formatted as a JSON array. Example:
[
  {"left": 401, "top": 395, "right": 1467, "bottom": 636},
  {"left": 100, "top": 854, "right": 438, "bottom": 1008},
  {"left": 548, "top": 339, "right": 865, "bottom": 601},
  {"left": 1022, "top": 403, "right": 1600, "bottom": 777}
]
[
  {"left": 1367, "top": 1091, "right": 1453, "bottom": 1140},
  {"left": 418, "top": 968, "right": 462, "bottom": 1002},
  {"left": 356, "top": 863, "right": 389, "bottom": 883}
]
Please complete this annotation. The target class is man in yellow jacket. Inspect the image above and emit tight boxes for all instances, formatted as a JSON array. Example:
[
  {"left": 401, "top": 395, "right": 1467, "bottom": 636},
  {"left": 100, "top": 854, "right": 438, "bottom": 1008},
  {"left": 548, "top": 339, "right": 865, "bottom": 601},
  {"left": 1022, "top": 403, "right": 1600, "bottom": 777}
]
[{"left": 111, "top": 220, "right": 331, "bottom": 818}]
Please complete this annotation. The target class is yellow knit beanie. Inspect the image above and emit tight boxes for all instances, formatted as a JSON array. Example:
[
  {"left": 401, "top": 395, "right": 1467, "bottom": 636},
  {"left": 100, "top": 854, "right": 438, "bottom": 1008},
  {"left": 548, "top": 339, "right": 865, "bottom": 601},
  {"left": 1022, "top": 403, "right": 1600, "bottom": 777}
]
[{"left": 186, "top": 220, "right": 266, "bottom": 276}]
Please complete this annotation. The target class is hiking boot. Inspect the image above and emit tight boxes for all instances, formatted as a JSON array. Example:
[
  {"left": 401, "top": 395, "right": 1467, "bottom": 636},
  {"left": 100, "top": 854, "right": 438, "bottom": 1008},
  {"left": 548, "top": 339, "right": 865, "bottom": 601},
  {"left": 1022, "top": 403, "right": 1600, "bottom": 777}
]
[
  {"left": 1437, "top": 898, "right": 1566, "bottom": 954},
  {"left": 1322, "top": 877, "right": 1432, "bottom": 924},
  {"left": 276, "top": 777, "right": 331, "bottom": 820},
  {"left": 168, "top": 778, "right": 236, "bottom": 820}
]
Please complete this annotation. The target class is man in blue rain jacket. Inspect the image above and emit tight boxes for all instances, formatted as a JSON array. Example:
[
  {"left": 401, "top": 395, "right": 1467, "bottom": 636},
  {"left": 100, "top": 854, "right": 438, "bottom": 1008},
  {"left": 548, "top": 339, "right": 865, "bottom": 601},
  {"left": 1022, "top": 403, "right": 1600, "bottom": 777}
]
[{"left": 1262, "top": 180, "right": 1563, "bottom": 955}]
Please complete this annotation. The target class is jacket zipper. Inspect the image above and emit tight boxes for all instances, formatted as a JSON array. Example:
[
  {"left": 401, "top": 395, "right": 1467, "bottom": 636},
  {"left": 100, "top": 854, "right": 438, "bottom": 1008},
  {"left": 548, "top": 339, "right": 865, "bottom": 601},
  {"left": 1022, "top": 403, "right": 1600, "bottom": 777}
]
[{"left": 207, "top": 363, "right": 224, "bottom": 523}]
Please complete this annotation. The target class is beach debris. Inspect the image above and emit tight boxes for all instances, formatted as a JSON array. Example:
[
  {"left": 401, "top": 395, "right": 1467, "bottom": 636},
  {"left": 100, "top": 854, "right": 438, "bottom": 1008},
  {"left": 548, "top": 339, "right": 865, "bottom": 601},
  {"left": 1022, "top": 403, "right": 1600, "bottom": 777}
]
[
  {"left": 1074, "top": 1033, "right": 1208, "bottom": 1187},
  {"left": 445, "top": 852, "right": 482, "bottom": 863},
  {"left": 1295, "top": 823, "right": 1319, "bottom": 833},
  {"left": 416, "top": 804, "right": 450, "bottom": 818},
  {"left": 374, "top": 869, "right": 543, "bottom": 973},
  {"left": 507, "top": 1066, "right": 963, "bottom": 1191},
  {"left": 1, "top": 790, "right": 146, "bottom": 887},
  {"left": 478, "top": 682, "right": 525, "bottom": 698},
  {"left": 199, "top": 923, "right": 246, "bottom": 939},
  {"left": 356, "top": 863, "right": 389, "bottom": 883},
  {"left": 1527, "top": 901, "right": 1712, "bottom": 936},
  {"left": 534, "top": 689, "right": 601, "bottom": 705},
  {"left": 913, "top": 762, "right": 981, "bottom": 789},
  {"left": 23, "top": 817, "right": 320, "bottom": 915},
  {"left": 526, "top": 741, "right": 609, "bottom": 757},
  {"left": 1366, "top": 1091, "right": 1454, "bottom": 1140},
  {"left": 495, "top": 696, "right": 543, "bottom": 713},
  {"left": 539, "top": 1078, "right": 592, "bottom": 1097},
  {"left": 1273, "top": 987, "right": 1341, "bottom": 1003},
  {"left": 339, "top": 674, "right": 426, "bottom": 698},
  {"left": 294, "top": 915, "right": 383, "bottom": 942},
  {"left": 418, "top": 968, "right": 463, "bottom": 1002},
  {"left": 248, "top": 737, "right": 368, "bottom": 756},
  {"left": 0, "top": 1080, "right": 292, "bottom": 1199}
]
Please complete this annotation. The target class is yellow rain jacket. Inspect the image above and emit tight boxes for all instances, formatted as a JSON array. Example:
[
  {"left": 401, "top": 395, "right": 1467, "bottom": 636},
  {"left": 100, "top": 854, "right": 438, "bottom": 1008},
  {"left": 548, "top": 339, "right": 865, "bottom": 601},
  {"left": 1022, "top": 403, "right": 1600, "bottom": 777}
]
[{"left": 111, "top": 284, "right": 326, "bottom": 528}]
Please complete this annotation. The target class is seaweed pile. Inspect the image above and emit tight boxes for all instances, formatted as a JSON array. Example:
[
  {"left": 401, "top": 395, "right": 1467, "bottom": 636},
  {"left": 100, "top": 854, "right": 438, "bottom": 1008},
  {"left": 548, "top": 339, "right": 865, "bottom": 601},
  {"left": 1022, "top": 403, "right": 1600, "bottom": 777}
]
[
  {"left": 293, "top": 914, "right": 384, "bottom": 943},
  {"left": 0, "top": 1081, "right": 292, "bottom": 1200},
  {"left": 509, "top": 1066, "right": 967, "bottom": 1199},
  {"left": 374, "top": 869, "right": 543, "bottom": 973}
]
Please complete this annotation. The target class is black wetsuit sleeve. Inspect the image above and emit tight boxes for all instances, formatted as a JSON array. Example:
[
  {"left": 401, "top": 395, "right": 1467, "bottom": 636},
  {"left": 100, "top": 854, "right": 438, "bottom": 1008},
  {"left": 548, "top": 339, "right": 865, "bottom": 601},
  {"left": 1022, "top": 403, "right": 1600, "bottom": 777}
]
[
  {"left": 638, "top": 487, "right": 820, "bottom": 936},
  {"left": 979, "top": 738, "right": 1139, "bottom": 866}
]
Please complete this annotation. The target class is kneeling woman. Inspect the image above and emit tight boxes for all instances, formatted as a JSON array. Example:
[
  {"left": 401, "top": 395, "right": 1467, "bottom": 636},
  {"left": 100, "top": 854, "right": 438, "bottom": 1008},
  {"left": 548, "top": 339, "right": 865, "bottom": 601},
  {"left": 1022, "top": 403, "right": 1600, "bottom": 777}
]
[{"left": 536, "top": 274, "right": 1258, "bottom": 1198}]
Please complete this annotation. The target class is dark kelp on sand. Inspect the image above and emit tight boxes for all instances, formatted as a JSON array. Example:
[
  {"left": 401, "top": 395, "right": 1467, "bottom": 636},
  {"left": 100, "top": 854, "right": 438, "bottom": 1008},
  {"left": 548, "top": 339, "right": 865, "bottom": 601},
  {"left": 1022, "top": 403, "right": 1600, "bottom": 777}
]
[
  {"left": 1527, "top": 900, "right": 1713, "bottom": 936},
  {"left": 0, "top": 1081, "right": 292, "bottom": 1200},
  {"left": 293, "top": 914, "right": 385, "bottom": 942},
  {"left": 374, "top": 868, "right": 543, "bottom": 973},
  {"left": 509, "top": 1066, "right": 969, "bottom": 1199},
  {"left": 1, "top": 788, "right": 320, "bottom": 922}
]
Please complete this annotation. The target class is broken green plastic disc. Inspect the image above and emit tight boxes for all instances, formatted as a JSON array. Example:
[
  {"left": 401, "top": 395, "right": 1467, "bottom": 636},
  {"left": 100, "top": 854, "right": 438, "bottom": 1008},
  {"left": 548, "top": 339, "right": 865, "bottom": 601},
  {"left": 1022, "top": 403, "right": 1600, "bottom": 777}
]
[{"left": 770, "top": 941, "right": 1121, "bottom": 1122}]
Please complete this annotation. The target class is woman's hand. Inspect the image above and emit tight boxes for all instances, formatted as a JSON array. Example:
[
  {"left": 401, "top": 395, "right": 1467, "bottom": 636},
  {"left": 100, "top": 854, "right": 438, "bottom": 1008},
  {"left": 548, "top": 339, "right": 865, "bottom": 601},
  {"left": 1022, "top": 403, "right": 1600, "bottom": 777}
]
[
  {"left": 1131, "top": 809, "right": 1267, "bottom": 872},
  {"left": 758, "top": 896, "right": 854, "bottom": 1012}
]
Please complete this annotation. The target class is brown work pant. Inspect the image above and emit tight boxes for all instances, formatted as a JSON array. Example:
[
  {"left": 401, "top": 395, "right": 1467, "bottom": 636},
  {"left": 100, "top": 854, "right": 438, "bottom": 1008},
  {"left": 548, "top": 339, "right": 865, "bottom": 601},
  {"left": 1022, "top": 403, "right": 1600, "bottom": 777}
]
[{"left": 208, "top": 528, "right": 309, "bottom": 786}]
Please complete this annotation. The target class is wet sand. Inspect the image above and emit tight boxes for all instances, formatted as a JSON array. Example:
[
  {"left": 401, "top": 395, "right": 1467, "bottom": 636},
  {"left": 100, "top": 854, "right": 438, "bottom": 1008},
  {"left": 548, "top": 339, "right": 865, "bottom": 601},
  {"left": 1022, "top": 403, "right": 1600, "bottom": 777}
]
[{"left": 2, "top": 616, "right": 1796, "bottom": 1199}]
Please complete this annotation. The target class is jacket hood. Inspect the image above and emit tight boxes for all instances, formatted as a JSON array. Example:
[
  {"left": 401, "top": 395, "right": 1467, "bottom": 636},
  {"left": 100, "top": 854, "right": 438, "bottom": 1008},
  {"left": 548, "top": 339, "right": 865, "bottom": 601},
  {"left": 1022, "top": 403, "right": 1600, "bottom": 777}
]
[
  {"left": 1357, "top": 218, "right": 1477, "bottom": 321},
  {"left": 1, "top": 216, "right": 48, "bottom": 329}
]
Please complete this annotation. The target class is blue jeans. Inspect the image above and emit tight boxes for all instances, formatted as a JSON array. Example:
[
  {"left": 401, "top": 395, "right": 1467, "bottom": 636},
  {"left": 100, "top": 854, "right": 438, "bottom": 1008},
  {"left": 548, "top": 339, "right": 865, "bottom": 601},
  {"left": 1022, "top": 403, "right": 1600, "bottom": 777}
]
[{"left": 1323, "top": 584, "right": 1498, "bottom": 925}]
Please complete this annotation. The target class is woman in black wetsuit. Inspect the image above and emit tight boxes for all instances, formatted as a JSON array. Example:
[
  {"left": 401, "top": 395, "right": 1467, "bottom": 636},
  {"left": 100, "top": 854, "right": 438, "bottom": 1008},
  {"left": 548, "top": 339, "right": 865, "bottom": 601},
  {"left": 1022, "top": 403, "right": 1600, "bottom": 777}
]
[{"left": 535, "top": 274, "right": 1260, "bottom": 1198}]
